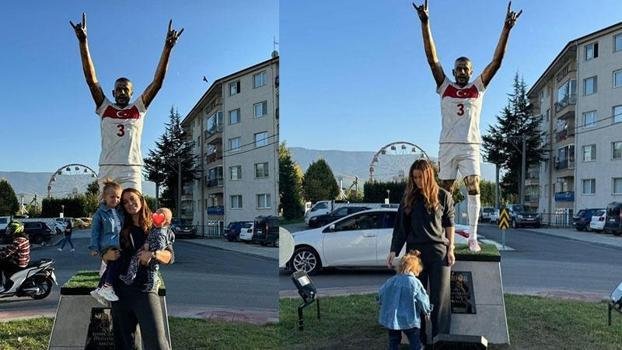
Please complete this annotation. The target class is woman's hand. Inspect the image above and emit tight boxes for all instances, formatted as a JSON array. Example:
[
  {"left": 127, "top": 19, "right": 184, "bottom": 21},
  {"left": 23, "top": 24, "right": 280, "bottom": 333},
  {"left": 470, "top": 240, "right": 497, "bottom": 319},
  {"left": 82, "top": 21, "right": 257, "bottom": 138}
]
[
  {"left": 102, "top": 248, "right": 120, "bottom": 262},
  {"left": 386, "top": 251, "right": 396, "bottom": 269},
  {"left": 447, "top": 246, "right": 455, "bottom": 266}
]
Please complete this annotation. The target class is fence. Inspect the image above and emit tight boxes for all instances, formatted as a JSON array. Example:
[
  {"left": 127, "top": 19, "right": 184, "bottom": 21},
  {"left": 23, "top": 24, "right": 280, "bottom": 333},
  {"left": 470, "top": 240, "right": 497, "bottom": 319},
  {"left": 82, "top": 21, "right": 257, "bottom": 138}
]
[
  {"left": 194, "top": 222, "right": 224, "bottom": 239},
  {"left": 539, "top": 211, "right": 574, "bottom": 228}
]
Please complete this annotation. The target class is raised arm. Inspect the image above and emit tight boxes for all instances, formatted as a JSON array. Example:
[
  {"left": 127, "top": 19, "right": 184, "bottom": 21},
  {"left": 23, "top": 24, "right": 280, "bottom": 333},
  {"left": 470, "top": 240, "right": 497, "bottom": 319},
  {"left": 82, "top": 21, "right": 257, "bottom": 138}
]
[
  {"left": 70, "top": 13, "right": 105, "bottom": 108},
  {"left": 413, "top": 1, "right": 445, "bottom": 88},
  {"left": 480, "top": 2, "right": 522, "bottom": 87},
  {"left": 141, "top": 20, "right": 184, "bottom": 109}
]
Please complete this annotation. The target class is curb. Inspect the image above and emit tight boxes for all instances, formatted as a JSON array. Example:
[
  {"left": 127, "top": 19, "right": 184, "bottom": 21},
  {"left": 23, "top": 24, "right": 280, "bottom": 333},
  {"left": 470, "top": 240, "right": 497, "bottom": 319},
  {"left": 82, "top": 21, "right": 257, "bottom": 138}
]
[{"left": 179, "top": 238, "right": 278, "bottom": 261}]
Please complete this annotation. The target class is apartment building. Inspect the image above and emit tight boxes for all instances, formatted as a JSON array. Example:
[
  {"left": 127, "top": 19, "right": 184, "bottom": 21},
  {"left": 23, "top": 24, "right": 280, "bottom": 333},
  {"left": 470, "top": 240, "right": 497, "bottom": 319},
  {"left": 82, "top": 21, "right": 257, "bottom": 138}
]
[
  {"left": 181, "top": 54, "right": 279, "bottom": 235},
  {"left": 527, "top": 22, "right": 622, "bottom": 220}
]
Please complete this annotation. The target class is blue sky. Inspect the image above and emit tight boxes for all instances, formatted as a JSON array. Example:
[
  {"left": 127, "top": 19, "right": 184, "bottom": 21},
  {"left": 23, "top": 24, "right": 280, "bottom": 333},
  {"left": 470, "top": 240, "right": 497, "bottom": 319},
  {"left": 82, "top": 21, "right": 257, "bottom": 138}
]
[
  {"left": 280, "top": 0, "right": 622, "bottom": 156},
  {"left": 0, "top": 0, "right": 278, "bottom": 179}
]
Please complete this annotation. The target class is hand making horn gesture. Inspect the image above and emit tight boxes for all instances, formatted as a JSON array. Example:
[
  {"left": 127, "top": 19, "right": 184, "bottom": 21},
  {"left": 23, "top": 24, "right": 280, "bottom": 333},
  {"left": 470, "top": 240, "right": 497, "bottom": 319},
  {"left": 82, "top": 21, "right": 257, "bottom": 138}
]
[
  {"left": 164, "top": 20, "right": 184, "bottom": 48},
  {"left": 412, "top": 0, "right": 429, "bottom": 23},
  {"left": 504, "top": 2, "right": 523, "bottom": 29},
  {"left": 69, "top": 13, "right": 88, "bottom": 42}
]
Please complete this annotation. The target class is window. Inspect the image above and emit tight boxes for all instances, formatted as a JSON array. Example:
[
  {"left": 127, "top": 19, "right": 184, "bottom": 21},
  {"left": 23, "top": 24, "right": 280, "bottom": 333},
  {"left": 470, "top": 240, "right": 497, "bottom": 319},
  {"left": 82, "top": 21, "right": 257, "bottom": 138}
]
[
  {"left": 556, "top": 79, "right": 576, "bottom": 105},
  {"left": 253, "top": 101, "right": 268, "bottom": 118},
  {"left": 257, "top": 194, "right": 271, "bottom": 209},
  {"left": 615, "top": 33, "right": 622, "bottom": 52},
  {"left": 254, "top": 132, "right": 268, "bottom": 148},
  {"left": 584, "top": 76, "right": 597, "bottom": 95},
  {"left": 614, "top": 105, "right": 622, "bottom": 124},
  {"left": 614, "top": 178, "right": 622, "bottom": 194},
  {"left": 253, "top": 71, "right": 266, "bottom": 88},
  {"left": 230, "top": 195, "right": 242, "bottom": 209},
  {"left": 614, "top": 69, "right": 622, "bottom": 88},
  {"left": 229, "top": 109, "right": 240, "bottom": 125},
  {"left": 582, "top": 144, "right": 596, "bottom": 162},
  {"left": 582, "top": 179, "right": 595, "bottom": 195},
  {"left": 585, "top": 42, "right": 598, "bottom": 60},
  {"left": 613, "top": 141, "right": 622, "bottom": 160},
  {"left": 229, "top": 80, "right": 241, "bottom": 96},
  {"left": 583, "top": 110, "right": 597, "bottom": 127},
  {"left": 229, "top": 165, "right": 242, "bottom": 180},
  {"left": 255, "top": 162, "right": 269, "bottom": 178},
  {"left": 206, "top": 112, "right": 223, "bottom": 135},
  {"left": 228, "top": 137, "right": 241, "bottom": 152}
]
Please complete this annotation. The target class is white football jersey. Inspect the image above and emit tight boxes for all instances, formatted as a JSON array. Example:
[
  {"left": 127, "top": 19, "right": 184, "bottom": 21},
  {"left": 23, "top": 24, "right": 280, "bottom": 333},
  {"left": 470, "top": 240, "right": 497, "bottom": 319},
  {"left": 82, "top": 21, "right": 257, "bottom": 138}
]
[
  {"left": 436, "top": 75, "right": 486, "bottom": 144},
  {"left": 95, "top": 96, "right": 147, "bottom": 166}
]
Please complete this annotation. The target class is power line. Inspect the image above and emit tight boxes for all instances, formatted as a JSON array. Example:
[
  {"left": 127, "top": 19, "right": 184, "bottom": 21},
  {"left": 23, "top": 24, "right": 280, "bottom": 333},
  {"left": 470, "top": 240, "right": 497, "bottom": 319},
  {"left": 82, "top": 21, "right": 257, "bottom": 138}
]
[{"left": 222, "top": 133, "right": 279, "bottom": 156}]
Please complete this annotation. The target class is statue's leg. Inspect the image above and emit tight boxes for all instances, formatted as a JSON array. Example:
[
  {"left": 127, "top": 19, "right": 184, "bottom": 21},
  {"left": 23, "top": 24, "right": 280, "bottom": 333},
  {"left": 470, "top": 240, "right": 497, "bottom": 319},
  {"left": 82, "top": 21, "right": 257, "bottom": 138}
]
[{"left": 464, "top": 175, "right": 481, "bottom": 252}]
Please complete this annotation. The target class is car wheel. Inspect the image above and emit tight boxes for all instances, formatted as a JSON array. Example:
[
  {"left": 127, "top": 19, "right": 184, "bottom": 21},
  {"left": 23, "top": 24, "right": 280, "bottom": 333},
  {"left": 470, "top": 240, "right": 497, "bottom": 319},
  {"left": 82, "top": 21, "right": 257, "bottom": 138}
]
[{"left": 290, "top": 247, "right": 321, "bottom": 275}]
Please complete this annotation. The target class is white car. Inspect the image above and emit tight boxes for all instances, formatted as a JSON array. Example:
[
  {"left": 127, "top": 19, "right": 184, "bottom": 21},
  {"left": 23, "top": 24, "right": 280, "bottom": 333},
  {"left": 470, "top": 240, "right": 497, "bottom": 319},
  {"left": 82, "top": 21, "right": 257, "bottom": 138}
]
[
  {"left": 289, "top": 208, "right": 468, "bottom": 274},
  {"left": 239, "top": 223, "right": 255, "bottom": 242},
  {"left": 489, "top": 209, "right": 500, "bottom": 224},
  {"left": 589, "top": 209, "right": 607, "bottom": 232}
]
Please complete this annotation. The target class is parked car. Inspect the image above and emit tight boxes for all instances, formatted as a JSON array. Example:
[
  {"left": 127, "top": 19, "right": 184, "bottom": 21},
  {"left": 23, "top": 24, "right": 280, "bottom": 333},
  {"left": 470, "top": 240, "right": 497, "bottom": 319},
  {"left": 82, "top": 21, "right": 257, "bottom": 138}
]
[
  {"left": 506, "top": 204, "right": 541, "bottom": 228},
  {"left": 0, "top": 216, "right": 11, "bottom": 234},
  {"left": 224, "top": 221, "right": 253, "bottom": 241},
  {"left": 479, "top": 207, "right": 495, "bottom": 223},
  {"left": 489, "top": 209, "right": 500, "bottom": 224},
  {"left": 239, "top": 223, "right": 255, "bottom": 242},
  {"left": 573, "top": 208, "right": 603, "bottom": 232},
  {"left": 170, "top": 219, "right": 197, "bottom": 239},
  {"left": 54, "top": 218, "right": 70, "bottom": 235},
  {"left": 589, "top": 209, "right": 607, "bottom": 232},
  {"left": 23, "top": 221, "right": 53, "bottom": 245},
  {"left": 604, "top": 202, "right": 622, "bottom": 236},
  {"left": 288, "top": 208, "right": 467, "bottom": 275},
  {"left": 252, "top": 216, "right": 280, "bottom": 246},
  {"left": 308, "top": 206, "right": 370, "bottom": 228}
]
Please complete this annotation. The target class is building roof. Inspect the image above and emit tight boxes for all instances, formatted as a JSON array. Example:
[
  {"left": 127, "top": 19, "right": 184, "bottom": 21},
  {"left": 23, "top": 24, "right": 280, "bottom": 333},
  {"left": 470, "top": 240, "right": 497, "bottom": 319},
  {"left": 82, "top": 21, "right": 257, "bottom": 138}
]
[
  {"left": 181, "top": 55, "right": 279, "bottom": 127},
  {"left": 527, "top": 21, "right": 622, "bottom": 97}
]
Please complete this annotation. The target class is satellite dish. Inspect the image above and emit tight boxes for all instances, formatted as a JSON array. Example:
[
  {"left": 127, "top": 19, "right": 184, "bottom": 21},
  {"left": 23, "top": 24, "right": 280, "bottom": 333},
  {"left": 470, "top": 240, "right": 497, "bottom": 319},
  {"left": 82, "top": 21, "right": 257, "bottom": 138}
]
[{"left": 279, "top": 227, "right": 295, "bottom": 268}]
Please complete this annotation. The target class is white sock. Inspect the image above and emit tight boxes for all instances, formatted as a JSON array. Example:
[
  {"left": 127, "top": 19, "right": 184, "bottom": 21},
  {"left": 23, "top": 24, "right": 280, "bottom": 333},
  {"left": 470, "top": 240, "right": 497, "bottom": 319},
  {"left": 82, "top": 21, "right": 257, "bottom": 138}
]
[{"left": 468, "top": 194, "right": 480, "bottom": 241}]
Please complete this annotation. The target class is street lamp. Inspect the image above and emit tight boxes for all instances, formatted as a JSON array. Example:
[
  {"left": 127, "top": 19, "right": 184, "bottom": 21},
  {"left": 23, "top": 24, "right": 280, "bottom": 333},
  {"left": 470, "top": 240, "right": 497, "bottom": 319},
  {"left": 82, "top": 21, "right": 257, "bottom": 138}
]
[{"left": 291, "top": 270, "right": 320, "bottom": 330}]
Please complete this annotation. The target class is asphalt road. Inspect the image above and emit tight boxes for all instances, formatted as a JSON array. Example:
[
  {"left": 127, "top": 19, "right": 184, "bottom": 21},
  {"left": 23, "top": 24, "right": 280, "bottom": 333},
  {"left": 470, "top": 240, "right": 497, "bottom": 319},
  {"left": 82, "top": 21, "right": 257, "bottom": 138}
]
[
  {"left": 280, "top": 223, "right": 621, "bottom": 297},
  {"left": 0, "top": 231, "right": 278, "bottom": 317}
]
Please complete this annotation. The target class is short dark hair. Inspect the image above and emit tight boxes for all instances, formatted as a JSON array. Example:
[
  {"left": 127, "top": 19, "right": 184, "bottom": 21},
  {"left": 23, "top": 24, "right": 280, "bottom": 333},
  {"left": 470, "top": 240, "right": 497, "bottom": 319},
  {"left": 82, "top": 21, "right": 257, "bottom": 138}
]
[
  {"left": 455, "top": 56, "right": 471, "bottom": 65},
  {"left": 115, "top": 77, "right": 132, "bottom": 85}
]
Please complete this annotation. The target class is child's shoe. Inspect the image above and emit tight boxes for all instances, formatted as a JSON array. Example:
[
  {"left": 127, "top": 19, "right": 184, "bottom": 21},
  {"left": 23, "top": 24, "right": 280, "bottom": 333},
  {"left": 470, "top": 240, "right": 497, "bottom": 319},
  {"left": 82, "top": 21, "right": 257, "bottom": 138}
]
[
  {"left": 97, "top": 285, "right": 119, "bottom": 301},
  {"left": 90, "top": 288, "right": 108, "bottom": 306}
]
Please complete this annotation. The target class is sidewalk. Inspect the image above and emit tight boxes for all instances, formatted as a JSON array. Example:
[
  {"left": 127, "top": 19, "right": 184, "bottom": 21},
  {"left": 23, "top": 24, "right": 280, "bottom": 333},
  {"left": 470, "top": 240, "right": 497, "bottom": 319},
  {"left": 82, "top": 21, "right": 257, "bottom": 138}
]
[
  {"left": 183, "top": 238, "right": 278, "bottom": 260},
  {"left": 523, "top": 226, "right": 622, "bottom": 249}
]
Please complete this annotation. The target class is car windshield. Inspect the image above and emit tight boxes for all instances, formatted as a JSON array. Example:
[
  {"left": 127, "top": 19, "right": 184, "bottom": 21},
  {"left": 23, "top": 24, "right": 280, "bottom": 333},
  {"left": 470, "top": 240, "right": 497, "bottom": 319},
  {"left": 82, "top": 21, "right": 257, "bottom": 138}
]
[
  {"left": 483, "top": 208, "right": 494, "bottom": 213},
  {"left": 511, "top": 205, "right": 534, "bottom": 213},
  {"left": 242, "top": 223, "right": 253, "bottom": 228},
  {"left": 594, "top": 210, "right": 605, "bottom": 216}
]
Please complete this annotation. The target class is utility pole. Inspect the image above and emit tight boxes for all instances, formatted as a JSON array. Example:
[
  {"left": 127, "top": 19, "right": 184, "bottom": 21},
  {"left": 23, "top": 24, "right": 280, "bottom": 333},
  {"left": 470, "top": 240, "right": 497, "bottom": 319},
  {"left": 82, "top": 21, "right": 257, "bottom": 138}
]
[
  {"left": 495, "top": 163, "right": 500, "bottom": 209},
  {"left": 177, "top": 156, "right": 182, "bottom": 218},
  {"left": 520, "top": 134, "right": 527, "bottom": 206}
]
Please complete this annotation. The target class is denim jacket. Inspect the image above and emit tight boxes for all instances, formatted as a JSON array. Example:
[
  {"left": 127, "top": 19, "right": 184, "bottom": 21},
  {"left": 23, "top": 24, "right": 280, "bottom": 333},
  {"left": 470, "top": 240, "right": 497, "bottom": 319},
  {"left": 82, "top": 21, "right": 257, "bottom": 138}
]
[
  {"left": 89, "top": 203, "right": 124, "bottom": 252},
  {"left": 378, "top": 273, "right": 432, "bottom": 330}
]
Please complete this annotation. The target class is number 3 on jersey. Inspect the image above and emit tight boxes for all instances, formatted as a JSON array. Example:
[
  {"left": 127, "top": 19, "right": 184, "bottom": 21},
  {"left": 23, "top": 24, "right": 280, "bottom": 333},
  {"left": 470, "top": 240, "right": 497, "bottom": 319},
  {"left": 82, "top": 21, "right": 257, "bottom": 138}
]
[
  {"left": 457, "top": 103, "right": 465, "bottom": 116},
  {"left": 116, "top": 124, "right": 125, "bottom": 137}
]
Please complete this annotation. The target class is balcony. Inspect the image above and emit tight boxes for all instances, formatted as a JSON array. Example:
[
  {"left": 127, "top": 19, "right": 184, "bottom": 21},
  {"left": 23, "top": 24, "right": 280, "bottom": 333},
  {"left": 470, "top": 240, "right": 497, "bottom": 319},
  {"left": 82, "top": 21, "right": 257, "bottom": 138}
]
[
  {"left": 524, "top": 195, "right": 539, "bottom": 207},
  {"left": 205, "top": 148, "right": 223, "bottom": 164},
  {"left": 554, "top": 159, "right": 575, "bottom": 170},
  {"left": 206, "top": 177, "right": 224, "bottom": 188},
  {"left": 181, "top": 194, "right": 193, "bottom": 201},
  {"left": 555, "top": 128, "right": 575, "bottom": 143},
  {"left": 525, "top": 178, "right": 539, "bottom": 186},
  {"left": 207, "top": 206, "right": 224, "bottom": 215},
  {"left": 554, "top": 95, "right": 576, "bottom": 114},
  {"left": 554, "top": 191, "right": 574, "bottom": 202}
]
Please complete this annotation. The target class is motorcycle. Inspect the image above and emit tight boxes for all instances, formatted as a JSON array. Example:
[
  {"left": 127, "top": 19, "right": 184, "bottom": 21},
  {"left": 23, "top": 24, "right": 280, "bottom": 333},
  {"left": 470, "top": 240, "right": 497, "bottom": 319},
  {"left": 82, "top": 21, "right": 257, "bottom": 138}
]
[{"left": 0, "top": 258, "right": 57, "bottom": 299}]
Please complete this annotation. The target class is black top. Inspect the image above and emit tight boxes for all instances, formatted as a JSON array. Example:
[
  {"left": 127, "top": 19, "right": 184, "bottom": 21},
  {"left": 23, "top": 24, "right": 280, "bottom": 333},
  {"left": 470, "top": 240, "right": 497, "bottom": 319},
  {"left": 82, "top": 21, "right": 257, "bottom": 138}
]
[
  {"left": 390, "top": 188, "right": 455, "bottom": 255},
  {"left": 114, "top": 225, "right": 174, "bottom": 291}
]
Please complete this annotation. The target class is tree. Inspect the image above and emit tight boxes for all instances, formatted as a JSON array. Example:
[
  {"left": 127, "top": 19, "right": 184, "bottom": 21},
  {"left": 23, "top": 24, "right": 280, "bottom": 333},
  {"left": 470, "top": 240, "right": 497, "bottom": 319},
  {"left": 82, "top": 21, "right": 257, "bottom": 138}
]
[
  {"left": 143, "top": 107, "right": 198, "bottom": 214},
  {"left": 482, "top": 73, "right": 544, "bottom": 197},
  {"left": 86, "top": 180, "right": 99, "bottom": 197},
  {"left": 0, "top": 179, "right": 19, "bottom": 216},
  {"left": 279, "top": 143, "right": 304, "bottom": 219},
  {"left": 302, "top": 159, "right": 339, "bottom": 203},
  {"left": 479, "top": 180, "right": 496, "bottom": 207}
]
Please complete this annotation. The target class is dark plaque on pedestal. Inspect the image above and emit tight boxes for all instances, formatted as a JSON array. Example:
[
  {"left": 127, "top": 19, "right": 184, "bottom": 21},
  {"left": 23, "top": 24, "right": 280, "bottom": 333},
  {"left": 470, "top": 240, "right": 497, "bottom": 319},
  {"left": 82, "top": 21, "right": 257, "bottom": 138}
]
[
  {"left": 451, "top": 271, "right": 476, "bottom": 314},
  {"left": 84, "top": 307, "right": 115, "bottom": 350}
]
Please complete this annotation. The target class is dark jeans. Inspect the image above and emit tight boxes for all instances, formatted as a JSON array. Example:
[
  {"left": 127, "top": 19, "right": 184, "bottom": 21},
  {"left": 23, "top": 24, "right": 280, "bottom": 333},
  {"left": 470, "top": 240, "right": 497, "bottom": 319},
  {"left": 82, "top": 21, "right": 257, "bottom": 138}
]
[
  {"left": 99, "top": 248, "right": 122, "bottom": 287},
  {"left": 388, "top": 328, "right": 422, "bottom": 350},
  {"left": 0, "top": 260, "right": 21, "bottom": 288},
  {"left": 111, "top": 286, "right": 169, "bottom": 350},
  {"left": 407, "top": 243, "right": 451, "bottom": 344},
  {"left": 57, "top": 235, "right": 74, "bottom": 249}
]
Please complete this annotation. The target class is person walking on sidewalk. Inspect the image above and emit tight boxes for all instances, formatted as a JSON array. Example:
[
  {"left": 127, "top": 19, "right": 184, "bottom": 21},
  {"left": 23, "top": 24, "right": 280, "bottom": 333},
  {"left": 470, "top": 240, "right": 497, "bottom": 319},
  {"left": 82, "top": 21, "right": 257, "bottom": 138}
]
[
  {"left": 379, "top": 250, "right": 432, "bottom": 350},
  {"left": 57, "top": 219, "right": 75, "bottom": 252},
  {"left": 386, "top": 159, "right": 455, "bottom": 345}
]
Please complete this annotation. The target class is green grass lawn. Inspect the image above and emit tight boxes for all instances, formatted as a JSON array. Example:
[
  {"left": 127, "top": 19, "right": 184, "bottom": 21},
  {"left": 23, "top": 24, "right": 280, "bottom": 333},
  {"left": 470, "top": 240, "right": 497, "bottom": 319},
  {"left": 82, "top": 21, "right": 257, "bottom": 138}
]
[{"left": 3, "top": 294, "right": 622, "bottom": 349}]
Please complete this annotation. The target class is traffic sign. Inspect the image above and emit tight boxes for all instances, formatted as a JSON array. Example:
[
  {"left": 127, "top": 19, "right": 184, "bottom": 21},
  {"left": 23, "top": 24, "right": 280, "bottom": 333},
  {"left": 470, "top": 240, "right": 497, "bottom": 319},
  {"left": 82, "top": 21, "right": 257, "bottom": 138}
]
[{"left": 498, "top": 208, "right": 510, "bottom": 230}]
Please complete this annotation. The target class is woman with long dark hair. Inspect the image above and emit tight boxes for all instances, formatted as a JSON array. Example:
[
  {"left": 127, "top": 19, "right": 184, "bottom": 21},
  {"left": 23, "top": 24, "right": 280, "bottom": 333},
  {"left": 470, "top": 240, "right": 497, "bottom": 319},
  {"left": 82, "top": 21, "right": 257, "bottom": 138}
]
[
  {"left": 102, "top": 188, "right": 174, "bottom": 350},
  {"left": 386, "top": 159, "right": 455, "bottom": 343}
]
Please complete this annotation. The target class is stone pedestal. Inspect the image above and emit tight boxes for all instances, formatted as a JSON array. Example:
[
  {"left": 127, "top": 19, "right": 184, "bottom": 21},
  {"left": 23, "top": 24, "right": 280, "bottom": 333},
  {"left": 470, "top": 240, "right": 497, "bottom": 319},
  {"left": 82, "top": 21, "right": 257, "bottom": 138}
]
[{"left": 48, "top": 271, "right": 170, "bottom": 350}]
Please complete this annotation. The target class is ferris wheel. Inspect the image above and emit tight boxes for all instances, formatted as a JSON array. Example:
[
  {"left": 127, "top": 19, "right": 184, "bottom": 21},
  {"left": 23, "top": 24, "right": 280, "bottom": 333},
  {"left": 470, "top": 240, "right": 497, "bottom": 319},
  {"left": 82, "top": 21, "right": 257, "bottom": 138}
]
[
  {"left": 47, "top": 163, "right": 98, "bottom": 198},
  {"left": 368, "top": 141, "right": 430, "bottom": 182}
]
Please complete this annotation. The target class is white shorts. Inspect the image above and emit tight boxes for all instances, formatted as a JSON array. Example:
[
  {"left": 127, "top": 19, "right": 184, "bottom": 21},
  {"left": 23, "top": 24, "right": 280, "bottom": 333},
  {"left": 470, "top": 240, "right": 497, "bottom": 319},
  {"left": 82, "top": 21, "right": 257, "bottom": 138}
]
[
  {"left": 438, "top": 144, "right": 480, "bottom": 180},
  {"left": 98, "top": 165, "right": 142, "bottom": 192}
]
